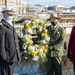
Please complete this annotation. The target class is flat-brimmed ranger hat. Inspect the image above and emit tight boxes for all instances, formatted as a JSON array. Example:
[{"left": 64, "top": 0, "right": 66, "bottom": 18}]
[
  {"left": 1, "top": 7, "right": 15, "bottom": 15},
  {"left": 47, "top": 13, "right": 60, "bottom": 21}
]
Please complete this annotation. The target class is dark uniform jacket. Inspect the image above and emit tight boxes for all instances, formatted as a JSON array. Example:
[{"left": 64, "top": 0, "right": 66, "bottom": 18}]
[{"left": 0, "top": 19, "right": 21, "bottom": 63}]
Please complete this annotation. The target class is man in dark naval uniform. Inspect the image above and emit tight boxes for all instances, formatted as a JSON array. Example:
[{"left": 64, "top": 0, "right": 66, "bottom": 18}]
[{"left": 0, "top": 7, "right": 21, "bottom": 75}]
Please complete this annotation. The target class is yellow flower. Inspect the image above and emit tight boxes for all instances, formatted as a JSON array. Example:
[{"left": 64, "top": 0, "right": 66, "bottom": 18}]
[
  {"left": 22, "top": 21, "right": 25, "bottom": 25},
  {"left": 33, "top": 18, "right": 37, "bottom": 21},
  {"left": 40, "top": 45, "right": 45, "bottom": 49},
  {"left": 43, "top": 49, "right": 48, "bottom": 53},
  {"left": 20, "top": 27, "right": 23, "bottom": 31},
  {"left": 35, "top": 22, "right": 39, "bottom": 25},
  {"left": 41, "top": 33, "right": 47, "bottom": 37},
  {"left": 26, "top": 25, "right": 31, "bottom": 29},
  {"left": 28, "top": 52, "right": 31, "bottom": 55},
  {"left": 38, "top": 51, "right": 43, "bottom": 55},
  {"left": 45, "top": 44, "right": 48, "bottom": 48},
  {"left": 28, "top": 39, "right": 33, "bottom": 45},
  {"left": 31, "top": 51, "right": 38, "bottom": 56},
  {"left": 57, "top": 32, "right": 60, "bottom": 34},
  {"left": 41, "top": 23, "right": 46, "bottom": 27}
]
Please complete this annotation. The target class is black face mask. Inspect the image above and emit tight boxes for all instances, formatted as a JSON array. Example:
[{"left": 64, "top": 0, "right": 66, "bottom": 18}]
[{"left": 51, "top": 22, "right": 57, "bottom": 26}]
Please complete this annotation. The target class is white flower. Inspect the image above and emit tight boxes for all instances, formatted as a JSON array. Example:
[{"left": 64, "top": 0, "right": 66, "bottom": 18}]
[
  {"left": 25, "top": 29, "right": 32, "bottom": 34},
  {"left": 37, "top": 26, "right": 42, "bottom": 32},
  {"left": 22, "top": 34, "right": 31, "bottom": 42},
  {"left": 39, "top": 48, "right": 43, "bottom": 52},
  {"left": 32, "top": 24, "right": 37, "bottom": 29},
  {"left": 32, "top": 55, "right": 39, "bottom": 61},
  {"left": 22, "top": 44, "right": 27, "bottom": 49},
  {"left": 44, "top": 36, "right": 50, "bottom": 42},
  {"left": 40, "top": 40, "right": 46, "bottom": 44},
  {"left": 28, "top": 45, "right": 35, "bottom": 52}
]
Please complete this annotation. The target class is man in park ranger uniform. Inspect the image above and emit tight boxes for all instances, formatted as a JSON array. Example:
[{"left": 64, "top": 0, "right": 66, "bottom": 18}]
[{"left": 46, "top": 13, "right": 65, "bottom": 75}]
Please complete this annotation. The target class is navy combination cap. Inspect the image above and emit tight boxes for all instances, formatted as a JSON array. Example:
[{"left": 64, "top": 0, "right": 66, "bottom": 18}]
[{"left": 1, "top": 7, "right": 15, "bottom": 15}]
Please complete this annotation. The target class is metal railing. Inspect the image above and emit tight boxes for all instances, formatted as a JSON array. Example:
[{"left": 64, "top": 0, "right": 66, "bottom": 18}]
[{"left": 13, "top": 51, "right": 73, "bottom": 75}]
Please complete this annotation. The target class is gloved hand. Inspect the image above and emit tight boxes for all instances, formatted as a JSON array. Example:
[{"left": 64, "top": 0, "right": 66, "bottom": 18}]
[
  {"left": 48, "top": 46, "right": 53, "bottom": 50},
  {"left": 67, "top": 51, "right": 70, "bottom": 59}
]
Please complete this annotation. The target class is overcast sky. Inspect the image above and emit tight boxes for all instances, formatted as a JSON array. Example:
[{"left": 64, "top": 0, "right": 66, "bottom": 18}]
[{"left": 24, "top": 0, "right": 75, "bottom": 7}]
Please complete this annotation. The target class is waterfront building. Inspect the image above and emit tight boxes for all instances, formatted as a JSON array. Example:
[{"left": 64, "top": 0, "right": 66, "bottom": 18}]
[
  {"left": 58, "top": 12, "right": 75, "bottom": 24},
  {"left": 0, "top": 0, "right": 27, "bottom": 21}
]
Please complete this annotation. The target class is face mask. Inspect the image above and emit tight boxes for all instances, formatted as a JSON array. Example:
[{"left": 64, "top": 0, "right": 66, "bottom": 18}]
[
  {"left": 51, "top": 22, "right": 57, "bottom": 26},
  {"left": 6, "top": 16, "right": 13, "bottom": 22}
]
